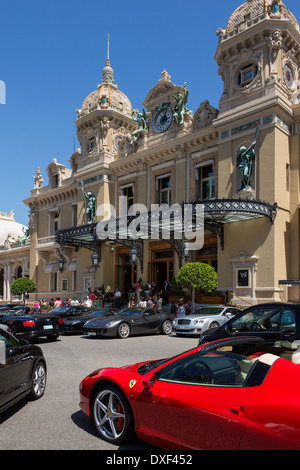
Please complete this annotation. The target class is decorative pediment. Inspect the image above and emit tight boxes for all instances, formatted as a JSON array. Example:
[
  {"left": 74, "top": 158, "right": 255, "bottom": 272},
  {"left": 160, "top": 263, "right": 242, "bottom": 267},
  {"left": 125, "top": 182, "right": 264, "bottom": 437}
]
[{"left": 143, "top": 70, "right": 176, "bottom": 109}]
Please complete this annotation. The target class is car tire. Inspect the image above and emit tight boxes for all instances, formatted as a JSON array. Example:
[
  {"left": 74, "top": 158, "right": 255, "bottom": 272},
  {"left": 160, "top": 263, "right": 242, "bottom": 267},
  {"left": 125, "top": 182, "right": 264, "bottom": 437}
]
[
  {"left": 47, "top": 333, "right": 59, "bottom": 341},
  {"left": 29, "top": 361, "right": 46, "bottom": 400},
  {"left": 209, "top": 321, "right": 219, "bottom": 329},
  {"left": 161, "top": 319, "right": 172, "bottom": 335},
  {"left": 117, "top": 322, "right": 130, "bottom": 338},
  {"left": 92, "top": 383, "right": 135, "bottom": 444}
]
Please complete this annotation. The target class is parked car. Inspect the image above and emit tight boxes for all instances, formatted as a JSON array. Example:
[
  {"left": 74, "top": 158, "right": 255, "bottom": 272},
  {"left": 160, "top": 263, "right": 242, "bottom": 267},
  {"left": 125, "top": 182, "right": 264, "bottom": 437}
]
[
  {"left": 0, "top": 308, "right": 64, "bottom": 341},
  {"left": 198, "top": 302, "right": 300, "bottom": 345},
  {"left": 46, "top": 306, "right": 93, "bottom": 319},
  {"left": 83, "top": 306, "right": 173, "bottom": 338},
  {"left": 0, "top": 305, "right": 32, "bottom": 317},
  {"left": 0, "top": 327, "right": 46, "bottom": 413},
  {"left": 172, "top": 305, "right": 241, "bottom": 336},
  {"left": 79, "top": 336, "right": 300, "bottom": 449},
  {"left": 63, "top": 308, "right": 121, "bottom": 333}
]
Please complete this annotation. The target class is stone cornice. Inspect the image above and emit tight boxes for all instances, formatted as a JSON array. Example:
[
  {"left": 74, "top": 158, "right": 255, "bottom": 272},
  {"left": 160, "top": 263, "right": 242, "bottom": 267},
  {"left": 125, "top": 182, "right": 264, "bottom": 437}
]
[{"left": 110, "top": 126, "right": 218, "bottom": 173}]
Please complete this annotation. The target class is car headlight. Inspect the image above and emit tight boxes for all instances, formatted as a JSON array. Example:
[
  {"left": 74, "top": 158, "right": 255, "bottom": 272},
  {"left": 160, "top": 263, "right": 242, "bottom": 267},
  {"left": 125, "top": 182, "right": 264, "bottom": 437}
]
[{"left": 193, "top": 320, "right": 204, "bottom": 325}]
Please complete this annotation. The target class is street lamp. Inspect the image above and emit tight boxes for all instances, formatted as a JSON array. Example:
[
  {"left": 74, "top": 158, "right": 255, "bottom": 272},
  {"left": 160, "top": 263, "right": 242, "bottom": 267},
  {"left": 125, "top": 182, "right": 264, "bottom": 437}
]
[
  {"left": 91, "top": 251, "right": 101, "bottom": 269},
  {"left": 58, "top": 254, "right": 65, "bottom": 273},
  {"left": 129, "top": 242, "right": 139, "bottom": 266},
  {"left": 182, "top": 238, "right": 190, "bottom": 263}
]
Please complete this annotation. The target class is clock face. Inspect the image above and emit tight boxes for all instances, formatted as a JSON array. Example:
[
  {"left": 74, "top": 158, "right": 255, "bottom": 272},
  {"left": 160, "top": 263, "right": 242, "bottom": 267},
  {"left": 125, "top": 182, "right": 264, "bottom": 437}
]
[
  {"left": 153, "top": 106, "right": 173, "bottom": 133},
  {"left": 284, "top": 64, "right": 293, "bottom": 88}
]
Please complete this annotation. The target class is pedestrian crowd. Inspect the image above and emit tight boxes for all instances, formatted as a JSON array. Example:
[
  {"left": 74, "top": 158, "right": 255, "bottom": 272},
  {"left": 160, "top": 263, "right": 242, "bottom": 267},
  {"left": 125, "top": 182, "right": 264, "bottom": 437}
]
[{"left": 33, "top": 280, "right": 194, "bottom": 317}]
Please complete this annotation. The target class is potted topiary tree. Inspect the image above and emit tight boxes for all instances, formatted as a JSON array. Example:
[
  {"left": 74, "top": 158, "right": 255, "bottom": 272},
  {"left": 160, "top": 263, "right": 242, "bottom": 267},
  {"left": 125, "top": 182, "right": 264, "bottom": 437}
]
[
  {"left": 177, "top": 262, "right": 218, "bottom": 306},
  {"left": 10, "top": 277, "right": 37, "bottom": 305}
]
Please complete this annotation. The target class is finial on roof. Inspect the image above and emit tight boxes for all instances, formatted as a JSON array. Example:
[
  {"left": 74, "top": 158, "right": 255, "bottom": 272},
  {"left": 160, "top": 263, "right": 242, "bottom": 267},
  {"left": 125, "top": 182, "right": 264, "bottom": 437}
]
[
  {"left": 107, "top": 34, "right": 110, "bottom": 62},
  {"left": 102, "top": 33, "right": 114, "bottom": 85}
]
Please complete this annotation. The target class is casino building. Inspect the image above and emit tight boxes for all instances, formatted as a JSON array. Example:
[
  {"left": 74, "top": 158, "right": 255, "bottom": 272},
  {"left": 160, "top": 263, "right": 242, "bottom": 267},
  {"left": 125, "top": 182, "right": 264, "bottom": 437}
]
[{"left": 2, "top": 0, "right": 300, "bottom": 305}]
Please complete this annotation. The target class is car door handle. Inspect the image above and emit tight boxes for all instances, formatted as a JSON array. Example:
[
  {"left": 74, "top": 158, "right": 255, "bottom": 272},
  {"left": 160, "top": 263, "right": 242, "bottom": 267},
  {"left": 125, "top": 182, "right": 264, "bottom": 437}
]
[{"left": 229, "top": 406, "right": 245, "bottom": 417}]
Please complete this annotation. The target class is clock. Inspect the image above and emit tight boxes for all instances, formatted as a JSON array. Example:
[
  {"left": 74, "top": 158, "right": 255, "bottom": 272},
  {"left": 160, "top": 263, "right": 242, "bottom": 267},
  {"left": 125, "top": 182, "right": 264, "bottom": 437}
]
[
  {"left": 284, "top": 64, "right": 293, "bottom": 88},
  {"left": 153, "top": 105, "right": 173, "bottom": 133}
]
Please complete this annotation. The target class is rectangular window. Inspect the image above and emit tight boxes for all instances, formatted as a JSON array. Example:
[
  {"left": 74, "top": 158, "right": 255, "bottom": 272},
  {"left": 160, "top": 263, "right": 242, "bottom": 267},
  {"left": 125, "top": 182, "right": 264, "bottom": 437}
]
[
  {"left": 53, "top": 174, "right": 59, "bottom": 188},
  {"left": 196, "top": 163, "right": 215, "bottom": 200},
  {"left": 120, "top": 184, "right": 134, "bottom": 212},
  {"left": 53, "top": 211, "right": 60, "bottom": 234},
  {"left": 88, "top": 137, "right": 96, "bottom": 152},
  {"left": 156, "top": 174, "right": 171, "bottom": 205}
]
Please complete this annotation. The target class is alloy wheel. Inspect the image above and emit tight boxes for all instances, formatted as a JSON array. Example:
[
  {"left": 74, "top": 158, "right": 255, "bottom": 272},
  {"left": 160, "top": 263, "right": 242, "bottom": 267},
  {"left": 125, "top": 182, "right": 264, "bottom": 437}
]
[{"left": 93, "top": 389, "right": 126, "bottom": 442}]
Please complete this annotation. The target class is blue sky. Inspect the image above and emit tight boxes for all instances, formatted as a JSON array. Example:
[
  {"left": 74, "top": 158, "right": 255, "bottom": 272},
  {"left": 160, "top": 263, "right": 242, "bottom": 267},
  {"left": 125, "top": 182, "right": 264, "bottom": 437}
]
[{"left": 1, "top": 0, "right": 300, "bottom": 225}]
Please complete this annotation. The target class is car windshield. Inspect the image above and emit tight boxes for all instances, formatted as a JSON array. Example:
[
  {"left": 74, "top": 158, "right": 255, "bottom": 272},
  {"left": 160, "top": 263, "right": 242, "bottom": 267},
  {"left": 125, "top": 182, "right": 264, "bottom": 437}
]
[
  {"left": 3, "top": 309, "right": 27, "bottom": 316},
  {"left": 88, "top": 309, "right": 119, "bottom": 317},
  {"left": 230, "top": 307, "right": 296, "bottom": 333},
  {"left": 121, "top": 308, "right": 144, "bottom": 317},
  {"left": 50, "top": 307, "right": 69, "bottom": 313},
  {"left": 194, "top": 308, "right": 223, "bottom": 316}
]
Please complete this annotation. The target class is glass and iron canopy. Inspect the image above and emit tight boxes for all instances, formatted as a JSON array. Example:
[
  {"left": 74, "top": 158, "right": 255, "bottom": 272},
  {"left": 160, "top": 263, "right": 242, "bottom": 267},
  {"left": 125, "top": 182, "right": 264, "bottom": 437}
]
[{"left": 55, "top": 198, "right": 277, "bottom": 271}]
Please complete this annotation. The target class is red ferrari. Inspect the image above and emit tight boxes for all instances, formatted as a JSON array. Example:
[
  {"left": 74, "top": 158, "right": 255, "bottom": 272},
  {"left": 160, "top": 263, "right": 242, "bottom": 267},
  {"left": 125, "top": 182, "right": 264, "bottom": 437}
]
[{"left": 79, "top": 336, "right": 300, "bottom": 450}]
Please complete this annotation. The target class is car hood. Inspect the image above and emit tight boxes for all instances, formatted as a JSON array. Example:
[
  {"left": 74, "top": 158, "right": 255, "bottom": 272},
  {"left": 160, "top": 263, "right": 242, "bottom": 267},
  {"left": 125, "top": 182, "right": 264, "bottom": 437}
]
[
  {"left": 84, "top": 315, "right": 128, "bottom": 326},
  {"left": 64, "top": 315, "right": 91, "bottom": 322},
  {"left": 175, "top": 314, "right": 219, "bottom": 321}
]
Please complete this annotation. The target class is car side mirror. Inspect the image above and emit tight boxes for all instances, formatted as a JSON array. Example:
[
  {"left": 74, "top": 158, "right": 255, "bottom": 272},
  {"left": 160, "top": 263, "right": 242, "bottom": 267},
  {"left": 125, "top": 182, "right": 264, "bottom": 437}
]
[{"left": 142, "top": 374, "right": 156, "bottom": 389}]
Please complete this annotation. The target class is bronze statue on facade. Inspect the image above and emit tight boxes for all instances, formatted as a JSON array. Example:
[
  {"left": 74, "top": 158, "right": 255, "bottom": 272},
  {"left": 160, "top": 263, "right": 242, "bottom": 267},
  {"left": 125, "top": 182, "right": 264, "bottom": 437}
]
[
  {"left": 237, "top": 125, "right": 260, "bottom": 191},
  {"left": 173, "top": 82, "right": 192, "bottom": 125},
  {"left": 80, "top": 181, "right": 96, "bottom": 223},
  {"left": 130, "top": 109, "right": 148, "bottom": 144}
]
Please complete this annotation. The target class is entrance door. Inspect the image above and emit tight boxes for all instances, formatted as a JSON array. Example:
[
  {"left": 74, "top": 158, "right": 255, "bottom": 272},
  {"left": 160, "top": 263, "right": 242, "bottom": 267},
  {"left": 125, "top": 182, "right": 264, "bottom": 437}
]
[
  {"left": 116, "top": 250, "right": 136, "bottom": 296},
  {"left": 152, "top": 262, "right": 168, "bottom": 292}
]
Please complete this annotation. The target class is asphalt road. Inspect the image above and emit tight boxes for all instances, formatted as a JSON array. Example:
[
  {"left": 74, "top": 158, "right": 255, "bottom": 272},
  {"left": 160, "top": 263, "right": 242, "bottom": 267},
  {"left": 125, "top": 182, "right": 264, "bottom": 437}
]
[{"left": 0, "top": 331, "right": 197, "bottom": 451}]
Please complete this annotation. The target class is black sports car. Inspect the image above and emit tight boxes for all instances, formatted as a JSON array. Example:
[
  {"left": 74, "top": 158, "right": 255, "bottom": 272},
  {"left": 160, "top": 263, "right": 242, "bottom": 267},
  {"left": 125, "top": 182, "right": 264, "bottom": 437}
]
[
  {"left": 198, "top": 302, "right": 300, "bottom": 345},
  {"left": 47, "top": 306, "right": 93, "bottom": 319},
  {"left": 0, "top": 305, "right": 32, "bottom": 317},
  {"left": 0, "top": 327, "right": 46, "bottom": 413},
  {"left": 83, "top": 306, "right": 174, "bottom": 338},
  {"left": 63, "top": 308, "right": 121, "bottom": 333},
  {"left": 0, "top": 308, "right": 64, "bottom": 341}
]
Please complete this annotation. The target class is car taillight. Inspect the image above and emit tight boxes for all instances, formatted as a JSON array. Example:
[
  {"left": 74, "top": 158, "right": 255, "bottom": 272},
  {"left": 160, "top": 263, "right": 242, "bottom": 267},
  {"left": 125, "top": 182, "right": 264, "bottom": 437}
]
[
  {"left": 59, "top": 318, "right": 64, "bottom": 324},
  {"left": 23, "top": 320, "right": 36, "bottom": 327}
]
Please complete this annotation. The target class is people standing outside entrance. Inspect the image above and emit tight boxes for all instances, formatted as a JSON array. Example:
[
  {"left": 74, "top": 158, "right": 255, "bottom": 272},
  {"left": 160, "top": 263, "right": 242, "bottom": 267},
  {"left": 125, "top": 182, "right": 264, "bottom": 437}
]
[
  {"left": 129, "top": 284, "right": 136, "bottom": 306},
  {"left": 136, "top": 280, "right": 142, "bottom": 303},
  {"left": 151, "top": 282, "right": 157, "bottom": 303},
  {"left": 114, "top": 288, "right": 121, "bottom": 308},
  {"left": 89, "top": 290, "right": 96, "bottom": 307},
  {"left": 170, "top": 300, "right": 177, "bottom": 316},
  {"left": 105, "top": 284, "right": 111, "bottom": 303},
  {"left": 54, "top": 297, "right": 62, "bottom": 308},
  {"left": 162, "top": 280, "right": 171, "bottom": 305},
  {"left": 176, "top": 300, "right": 186, "bottom": 318},
  {"left": 144, "top": 281, "right": 151, "bottom": 298}
]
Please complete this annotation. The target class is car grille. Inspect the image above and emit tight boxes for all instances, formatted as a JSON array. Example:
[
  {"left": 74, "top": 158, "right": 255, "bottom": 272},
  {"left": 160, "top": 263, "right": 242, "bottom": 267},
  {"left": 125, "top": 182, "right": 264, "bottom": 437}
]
[
  {"left": 177, "top": 319, "right": 191, "bottom": 325},
  {"left": 86, "top": 328, "right": 107, "bottom": 333}
]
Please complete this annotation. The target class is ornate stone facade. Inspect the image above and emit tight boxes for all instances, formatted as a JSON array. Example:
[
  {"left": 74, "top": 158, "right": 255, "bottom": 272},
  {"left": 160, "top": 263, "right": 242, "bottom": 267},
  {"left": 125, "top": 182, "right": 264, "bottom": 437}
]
[{"left": 2, "top": 0, "right": 300, "bottom": 305}]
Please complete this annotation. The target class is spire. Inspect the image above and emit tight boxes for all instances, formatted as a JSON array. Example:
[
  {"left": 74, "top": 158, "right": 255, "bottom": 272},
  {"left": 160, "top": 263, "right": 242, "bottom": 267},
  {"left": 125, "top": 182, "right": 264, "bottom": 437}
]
[{"left": 102, "top": 34, "right": 114, "bottom": 85}]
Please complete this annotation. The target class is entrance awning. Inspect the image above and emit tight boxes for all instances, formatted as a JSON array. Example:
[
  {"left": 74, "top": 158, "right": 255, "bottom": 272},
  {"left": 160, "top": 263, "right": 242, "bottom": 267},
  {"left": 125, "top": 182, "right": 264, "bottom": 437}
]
[{"left": 55, "top": 198, "right": 277, "bottom": 267}]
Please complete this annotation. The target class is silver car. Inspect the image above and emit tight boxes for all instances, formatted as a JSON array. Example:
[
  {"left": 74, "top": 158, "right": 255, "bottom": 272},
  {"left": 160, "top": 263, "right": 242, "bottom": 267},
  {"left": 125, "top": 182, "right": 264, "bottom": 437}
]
[{"left": 172, "top": 305, "right": 241, "bottom": 336}]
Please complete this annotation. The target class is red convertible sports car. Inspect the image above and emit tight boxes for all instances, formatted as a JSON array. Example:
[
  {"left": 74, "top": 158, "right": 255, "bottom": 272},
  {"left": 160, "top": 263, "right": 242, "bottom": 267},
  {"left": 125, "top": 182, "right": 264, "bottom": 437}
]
[{"left": 79, "top": 336, "right": 300, "bottom": 450}]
